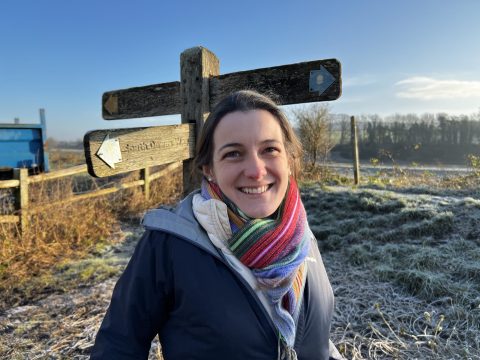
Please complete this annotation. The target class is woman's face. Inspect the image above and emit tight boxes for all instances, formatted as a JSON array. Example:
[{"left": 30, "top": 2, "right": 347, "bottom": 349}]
[{"left": 203, "top": 110, "right": 290, "bottom": 218}]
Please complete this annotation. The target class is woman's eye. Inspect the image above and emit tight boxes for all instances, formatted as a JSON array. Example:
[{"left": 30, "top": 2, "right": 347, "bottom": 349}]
[
  {"left": 224, "top": 151, "right": 240, "bottom": 159},
  {"left": 264, "top": 147, "right": 279, "bottom": 154}
]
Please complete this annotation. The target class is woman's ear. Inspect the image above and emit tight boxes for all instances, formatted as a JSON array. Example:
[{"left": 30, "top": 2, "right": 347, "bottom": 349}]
[{"left": 202, "top": 165, "right": 215, "bottom": 182}]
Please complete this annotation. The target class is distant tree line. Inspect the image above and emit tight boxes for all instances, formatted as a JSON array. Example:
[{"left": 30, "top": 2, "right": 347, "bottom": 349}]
[
  {"left": 46, "top": 137, "right": 83, "bottom": 150},
  {"left": 333, "top": 112, "right": 480, "bottom": 165}
]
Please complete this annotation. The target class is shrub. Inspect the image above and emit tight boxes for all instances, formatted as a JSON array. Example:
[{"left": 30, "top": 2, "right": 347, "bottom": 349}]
[{"left": 293, "top": 104, "right": 334, "bottom": 168}]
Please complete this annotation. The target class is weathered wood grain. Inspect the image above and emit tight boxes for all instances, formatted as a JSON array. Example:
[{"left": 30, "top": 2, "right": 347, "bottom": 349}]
[
  {"left": 141, "top": 167, "right": 150, "bottom": 200},
  {"left": 28, "top": 165, "right": 87, "bottom": 183},
  {"left": 0, "top": 179, "right": 20, "bottom": 189},
  {"left": 84, "top": 124, "right": 195, "bottom": 177},
  {"left": 13, "top": 168, "right": 29, "bottom": 233},
  {"left": 351, "top": 116, "right": 360, "bottom": 185},
  {"left": 28, "top": 180, "right": 145, "bottom": 213},
  {"left": 180, "top": 46, "right": 219, "bottom": 194},
  {"left": 210, "top": 59, "right": 341, "bottom": 107},
  {"left": 102, "top": 81, "right": 181, "bottom": 120},
  {"left": 102, "top": 58, "right": 341, "bottom": 120}
]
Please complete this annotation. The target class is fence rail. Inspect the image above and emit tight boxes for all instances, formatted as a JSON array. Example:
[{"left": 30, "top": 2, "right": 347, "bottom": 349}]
[
  {"left": 0, "top": 179, "right": 20, "bottom": 189},
  {"left": 0, "top": 161, "right": 182, "bottom": 232},
  {"left": 28, "top": 164, "right": 88, "bottom": 183}
]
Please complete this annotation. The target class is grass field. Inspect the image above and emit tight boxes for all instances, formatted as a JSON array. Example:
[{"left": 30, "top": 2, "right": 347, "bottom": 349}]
[
  {"left": 0, "top": 153, "right": 479, "bottom": 359},
  {"left": 301, "top": 183, "right": 480, "bottom": 359}
]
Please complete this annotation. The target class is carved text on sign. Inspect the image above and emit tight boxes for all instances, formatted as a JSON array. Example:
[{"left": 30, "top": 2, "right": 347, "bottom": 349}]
[{"left": 122, "top": 138, "right": 184, "bottom": 153}]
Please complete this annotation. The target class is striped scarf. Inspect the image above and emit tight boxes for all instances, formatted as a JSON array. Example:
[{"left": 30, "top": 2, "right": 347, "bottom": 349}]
[{"left": 201, "top": 177, "right": 310, "bottom": 349}]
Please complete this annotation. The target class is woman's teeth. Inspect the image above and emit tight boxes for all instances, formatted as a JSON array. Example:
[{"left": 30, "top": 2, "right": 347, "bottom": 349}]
[{"left": 240, "top": 185, "right": 269, "bottom": 194}]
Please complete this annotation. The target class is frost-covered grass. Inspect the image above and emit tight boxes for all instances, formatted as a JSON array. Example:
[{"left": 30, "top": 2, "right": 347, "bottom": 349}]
[
  {"left": 2, "top": 157, "right": 479, "bottom": 358},
  {"left": 302, "top": 184, "right": 480, "bottom": 359}
]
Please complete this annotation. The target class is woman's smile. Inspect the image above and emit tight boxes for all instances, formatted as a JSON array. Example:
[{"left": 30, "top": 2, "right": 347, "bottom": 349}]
[{"left": 239, "top": 184, "right": 272, "bottom": 194}]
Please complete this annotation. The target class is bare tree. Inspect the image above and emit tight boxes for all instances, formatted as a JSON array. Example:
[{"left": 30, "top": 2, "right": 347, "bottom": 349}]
[{"left": 293, "top": 104, "right": 334, "bottom": 167}]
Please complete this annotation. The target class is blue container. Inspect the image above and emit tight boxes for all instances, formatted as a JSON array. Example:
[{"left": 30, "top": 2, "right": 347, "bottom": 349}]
[{"left": 0, "top": 109, "right": 50, "bottom": 174}]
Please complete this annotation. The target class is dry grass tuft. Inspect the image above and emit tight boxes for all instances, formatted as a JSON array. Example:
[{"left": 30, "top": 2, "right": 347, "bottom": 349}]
[
  {"left": 365, "top": 159, "right": 480, "bottom": 191},
  {"left": 112, "top": 166, "right": 182, "bottom": 222},
  {"left": 300, "top": 162, "right": 350, "bottom": 187},
  {"left": 48, "top": 149, "right": 86, "bottom": 170},
  {"left": 0, "top": 181, "right": 118, "bottom": 309}
]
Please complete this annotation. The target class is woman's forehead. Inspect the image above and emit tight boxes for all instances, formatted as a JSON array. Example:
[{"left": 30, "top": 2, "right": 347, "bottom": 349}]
[{"left": 213, "top": 110, "right": 284, "bottom": 145}]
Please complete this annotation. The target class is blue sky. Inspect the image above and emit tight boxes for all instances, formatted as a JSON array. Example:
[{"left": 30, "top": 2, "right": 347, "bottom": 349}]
[{"left": 1, "top": 0, "right": 479, "bottom": 140}]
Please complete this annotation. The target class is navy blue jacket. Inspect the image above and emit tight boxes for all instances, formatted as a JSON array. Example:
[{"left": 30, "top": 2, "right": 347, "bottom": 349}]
[{"left": 91, "top": 193, "right": 341, "bottom": 360}]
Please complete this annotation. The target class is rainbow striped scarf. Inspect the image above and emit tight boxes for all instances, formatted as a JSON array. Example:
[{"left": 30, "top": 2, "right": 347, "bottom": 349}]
[{"left": 201, "top": 177, "right": 310, "bottom": 349}]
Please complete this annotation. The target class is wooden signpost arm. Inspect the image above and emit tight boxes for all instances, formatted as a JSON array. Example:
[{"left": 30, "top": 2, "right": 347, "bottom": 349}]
[
  {"left": 209, "top": 59, "right": 341, "bottom": 107},
  {"left": 101, "top": 59, "right": 341, "bottom": 121},
  {"left": 84, "top": 124, "right": 195, "bottom": 177},
  {"left": 102, "top": 81, "right": 181, "bottom": 120}
]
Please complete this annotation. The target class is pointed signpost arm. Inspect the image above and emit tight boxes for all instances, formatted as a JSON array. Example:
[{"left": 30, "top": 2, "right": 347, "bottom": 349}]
[
  {"left": 102, "top": 81, "right": 181, "bottom": 120},
  {"left": 83, "top": 124, "right": 195, "bottom": 177},
  {"left": 180, "top": 47, "right": 220, "bottom": 195},
  {"left": 209, "top": 59, "right": 341, "bottom": 107},
  {"left": 101, "top": 58, "right": 341, "bottom": 120}
]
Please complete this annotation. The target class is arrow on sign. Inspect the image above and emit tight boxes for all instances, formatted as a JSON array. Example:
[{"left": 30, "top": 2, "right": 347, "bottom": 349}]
[
  {"left": 96, "top": 134, "right": 122, "bottom": 169},
  {"left": 104, "top": 94, "right": 118, "bottom": 115},
  {"left": 309, "top": 66, "right": 336, "bottom": 95}
]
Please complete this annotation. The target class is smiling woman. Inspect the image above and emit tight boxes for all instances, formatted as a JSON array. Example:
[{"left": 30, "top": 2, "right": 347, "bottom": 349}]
[{"left": 91, "top": 90, "right": 344, "bottom": 360}]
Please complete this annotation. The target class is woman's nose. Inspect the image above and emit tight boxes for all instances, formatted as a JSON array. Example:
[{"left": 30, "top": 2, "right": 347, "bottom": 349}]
[{"left": 244, "top": 155, "right": 267, "bottom": 179}]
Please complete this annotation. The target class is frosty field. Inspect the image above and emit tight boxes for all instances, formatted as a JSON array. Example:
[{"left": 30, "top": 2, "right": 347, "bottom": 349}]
[
  {"left": 0, "top": 181, "right": 479, "bottom": 359},
  {"left": 302, "top": 184, "right": 480, "bottom": 359}
]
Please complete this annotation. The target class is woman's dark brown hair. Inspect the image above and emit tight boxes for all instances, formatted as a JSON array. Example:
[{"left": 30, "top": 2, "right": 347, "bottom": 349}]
[{"left": 194, "top": 90, "right": 303, "bottom": 179}]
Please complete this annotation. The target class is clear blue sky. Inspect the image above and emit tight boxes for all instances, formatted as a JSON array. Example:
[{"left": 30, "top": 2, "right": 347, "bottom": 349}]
[{"left": 1, "top": 0, "right": 479, "bottom": 140}]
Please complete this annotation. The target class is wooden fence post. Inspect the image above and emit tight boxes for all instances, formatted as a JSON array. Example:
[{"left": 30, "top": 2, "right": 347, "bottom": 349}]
[
  {"left": 141, "top": 167, "right": 150, "bottom": 200},
  {"left": 351, "top": 116, "right": 360, "bottom": 185},
  {"left": 13, "top": 168, "right": 29, "bottom": 233},
  {"left": 180, "top": 47, "right": 220, "bottom": 195}
]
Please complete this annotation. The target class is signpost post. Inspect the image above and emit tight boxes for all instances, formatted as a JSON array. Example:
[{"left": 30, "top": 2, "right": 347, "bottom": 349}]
[{"left": 84, "top": 46, "right": 341, "bottom": 194}]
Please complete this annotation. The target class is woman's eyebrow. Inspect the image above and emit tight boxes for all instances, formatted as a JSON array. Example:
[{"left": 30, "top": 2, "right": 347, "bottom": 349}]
[
  {"left": 262, "top": 139, "right": 282, "bottom": 145},
  {"left": 218, "top": 139, "right": 281, "bottom": 152},
  {"left": 218, "top": 143, "right": 242, "bottom": 152}
]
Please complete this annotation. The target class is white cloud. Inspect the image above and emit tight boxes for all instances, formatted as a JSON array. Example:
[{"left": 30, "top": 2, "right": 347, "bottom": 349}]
[{"left": 395, "top": 77, "right": 480, "bottom": 100}]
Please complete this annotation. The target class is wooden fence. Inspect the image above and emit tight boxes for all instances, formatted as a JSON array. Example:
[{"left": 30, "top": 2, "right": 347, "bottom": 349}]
[{"left": 0, "top": 161, "right": 181, "bottom": 233}]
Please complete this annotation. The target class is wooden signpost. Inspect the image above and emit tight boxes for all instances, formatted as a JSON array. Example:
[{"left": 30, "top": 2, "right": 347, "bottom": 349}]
[{"left": 84, "top": 46, "right": 342, "bottom": 194}]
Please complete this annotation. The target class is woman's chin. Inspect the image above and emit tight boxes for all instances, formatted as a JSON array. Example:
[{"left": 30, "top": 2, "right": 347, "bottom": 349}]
[
  {"left": 233, "top": 188, "right": 284, "bottom": 219},
  {"left": 239, "top": 204, "right": 277, "bottom": 219}
]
